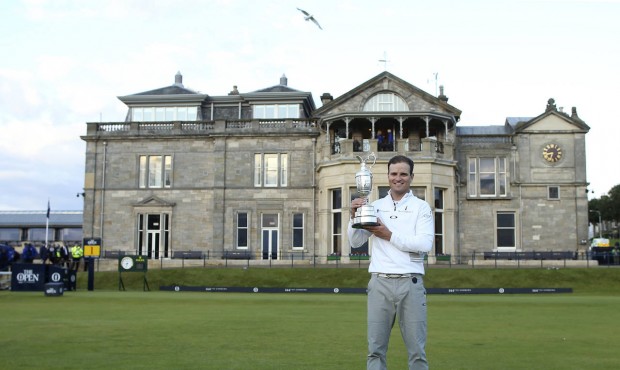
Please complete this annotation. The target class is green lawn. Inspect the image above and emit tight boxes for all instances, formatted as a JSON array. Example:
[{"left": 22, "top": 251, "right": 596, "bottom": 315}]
[{"left": 2, "top": 268, "right": 619, "bottom": 369}]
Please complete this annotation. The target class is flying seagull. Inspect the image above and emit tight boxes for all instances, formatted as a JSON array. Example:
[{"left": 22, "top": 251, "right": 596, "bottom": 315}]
[{"left": 297, "top": 8, "right": 322, "bottom": 30}]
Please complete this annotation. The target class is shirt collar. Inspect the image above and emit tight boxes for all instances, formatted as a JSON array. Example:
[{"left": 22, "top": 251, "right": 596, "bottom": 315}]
[{"left": 388, "top": 190, "right": 413, "bottom": 203}]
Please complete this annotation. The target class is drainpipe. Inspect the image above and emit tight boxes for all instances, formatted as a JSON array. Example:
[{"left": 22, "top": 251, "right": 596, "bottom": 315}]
[
  {"left": 455, "top": 166, "right": 461, "bottom": 263},
  {"left": 90, "top": 141, "right": 98, "bottom": 237},
  {"left": 312, "top": 137, "right": 317, "bottom": 260},
  {"left": 100, "top": 141, "right": 107, "bottom": 245}
]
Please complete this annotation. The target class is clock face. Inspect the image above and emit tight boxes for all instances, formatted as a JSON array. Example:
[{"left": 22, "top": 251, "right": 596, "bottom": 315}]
[
  {"left": 120, "top": 256, "right": 134, "bottom": 270},
  {"left": 542, "top": 143, "right": 562, "bottom": 163}
]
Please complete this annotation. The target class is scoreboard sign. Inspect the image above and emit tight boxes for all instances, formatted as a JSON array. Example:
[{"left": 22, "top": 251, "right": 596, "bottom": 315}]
[{"left": 83, "top": 238, "right": 102, "bottom": 258}]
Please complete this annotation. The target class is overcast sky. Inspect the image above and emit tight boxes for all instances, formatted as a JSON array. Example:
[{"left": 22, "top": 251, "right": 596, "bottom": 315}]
[{"left": 1, "top": 0, "right": 619, "bottom": 211}]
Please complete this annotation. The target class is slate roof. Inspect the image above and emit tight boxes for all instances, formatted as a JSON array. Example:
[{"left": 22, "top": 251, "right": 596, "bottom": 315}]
[
  {"left": 252, "top": 84, "right": 302, "bottom": 93},
  {"left": 0, "top": 211, "right": 83, "bottom": 227},
  {"left": 505, "top": 117, "right": 533, "bottom": 128},
  {"left": 133, "top": 85, "right": 199, "bottom": 95},
  {"left": 457, "top": 125, "right": 513, "bottom": 136}
]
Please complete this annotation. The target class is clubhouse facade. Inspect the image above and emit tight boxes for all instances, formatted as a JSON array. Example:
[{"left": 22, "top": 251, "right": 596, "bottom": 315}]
[{"left": 80, "top": 71, "right": 590, "bottom": 262}]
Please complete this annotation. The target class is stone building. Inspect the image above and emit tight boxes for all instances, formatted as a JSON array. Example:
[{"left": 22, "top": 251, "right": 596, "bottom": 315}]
[{"left": 80, "top": 71, "right": 589, "bottom": 262}]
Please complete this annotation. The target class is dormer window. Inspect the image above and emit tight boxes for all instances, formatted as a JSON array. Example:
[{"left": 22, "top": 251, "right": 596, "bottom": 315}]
[
  {"left": 253, "top": 104, "right": 300, "bottom": 119},
  {"left": 363, "top": 93, "right": 408, "bottom": 112},
  {"left": 131, "top": 106, "right": 198, "bottom": 122}
]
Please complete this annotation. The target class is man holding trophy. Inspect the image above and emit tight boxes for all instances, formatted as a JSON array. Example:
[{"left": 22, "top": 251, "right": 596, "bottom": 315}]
[{"left": 348, "top": 154, "right": 434, "bottom": 370}]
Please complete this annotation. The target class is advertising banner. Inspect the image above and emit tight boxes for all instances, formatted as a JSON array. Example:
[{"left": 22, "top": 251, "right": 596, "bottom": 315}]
[{"left": 10, "top": 263, "right": 46, "bottom": 291}]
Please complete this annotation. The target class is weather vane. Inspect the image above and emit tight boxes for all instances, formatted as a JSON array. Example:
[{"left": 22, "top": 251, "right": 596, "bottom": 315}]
[{"left": 378, "top": 52, "right": 390, "bottom": 71}]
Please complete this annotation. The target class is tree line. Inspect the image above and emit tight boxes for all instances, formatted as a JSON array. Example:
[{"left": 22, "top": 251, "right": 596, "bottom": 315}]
[{"left": 588, "top": 184, "right": 620, "bottom": 238}]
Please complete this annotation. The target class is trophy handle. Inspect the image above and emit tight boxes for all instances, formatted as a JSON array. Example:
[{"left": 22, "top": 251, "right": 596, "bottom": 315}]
[
  {"left": 366, "top": 152, "right": 376, "bottom": 169},
  {"left": 356, "top": 152, "right": 376, "bottom": 169}
]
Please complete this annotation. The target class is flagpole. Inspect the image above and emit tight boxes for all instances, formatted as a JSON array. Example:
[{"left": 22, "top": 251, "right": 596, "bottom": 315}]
[{"left": 45, "top": 200, "right": 50, "bottom": 247}]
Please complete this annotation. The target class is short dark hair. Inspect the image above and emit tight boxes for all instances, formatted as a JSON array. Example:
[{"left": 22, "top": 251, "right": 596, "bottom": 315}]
[{"left": 388, "top": 155, "right": 414, "bottom": 175}]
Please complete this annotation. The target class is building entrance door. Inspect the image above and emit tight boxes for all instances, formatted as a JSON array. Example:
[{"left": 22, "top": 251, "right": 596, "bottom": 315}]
[
  {"left": 261, "top": 214, "right": 279, "bottom": 260},
  {"left": 147, "top": 214, "right": 161, "bottom": 259}
]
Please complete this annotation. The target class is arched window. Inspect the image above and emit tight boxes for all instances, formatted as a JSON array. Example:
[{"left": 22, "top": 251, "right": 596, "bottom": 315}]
[{"left": 363, "top": 93, "right": 408, "bottom": 112}]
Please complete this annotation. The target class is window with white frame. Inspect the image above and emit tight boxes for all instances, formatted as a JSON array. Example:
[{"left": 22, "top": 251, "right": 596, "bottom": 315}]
[
  {"left": 496, "top": 211, "right": 516, "bottom": 249},
  {"left": 292, "top": 213, "right": 304, "bottom": 249},
  {"left": 363, "top": 93, "right": 409, "bottom": 112},
  {"left": 254, "top": 153, "right": 288, "bottom": 187},
  {"left": 468, "top": 157, "right": 507, "bottom": 197},
  {"left": 412, "top": 187, "right": 426, "bottom": 200},
  {"left": 434, "top": 188, "right": 444, "bottom": 255},
  {"left": 237, "top": 212, "right": 248, "bottom": 248},
  {"left": 132, "top": 106, "right": 198, "bottom": 122},
  {"left": 331, "top": 188, "right": 342, "bottom": 255},
  {"left": 548, "top": 186, "right": 560, "bottom": 200},
  {"left": 253, "top": 104, "right": 300, "bottom": 119},
  {"left": 139, "top": 155, "right": 172, "bottom": 188}
]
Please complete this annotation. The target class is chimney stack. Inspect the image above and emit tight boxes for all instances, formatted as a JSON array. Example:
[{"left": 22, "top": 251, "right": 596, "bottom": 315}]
[
  {"left": 175, "top": 71, "right": 183, "bottom": 87},
  {"left": 438, "top": 85, "right": 449, "bottom": 102},
  {"left": 320, "top": 93, "right": 333, "bottom": 105}
]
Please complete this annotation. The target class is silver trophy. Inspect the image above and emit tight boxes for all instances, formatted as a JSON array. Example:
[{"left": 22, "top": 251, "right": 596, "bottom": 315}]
[{"left": 352, "top": 152, "right": 380, "bottom": 228}]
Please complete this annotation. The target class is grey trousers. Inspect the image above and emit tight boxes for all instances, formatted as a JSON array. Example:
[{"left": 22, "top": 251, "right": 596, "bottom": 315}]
[{"left": 367, "top": 274, "right": 428, "bottom": 370}]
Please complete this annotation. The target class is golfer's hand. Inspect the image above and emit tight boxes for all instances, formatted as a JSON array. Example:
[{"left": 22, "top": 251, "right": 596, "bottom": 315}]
[
  {"left": 350, "top": 198, "right": 366, "bottom": 218},
  {"left": 363, "top": 219, "right": 392, "bottom": 241}
]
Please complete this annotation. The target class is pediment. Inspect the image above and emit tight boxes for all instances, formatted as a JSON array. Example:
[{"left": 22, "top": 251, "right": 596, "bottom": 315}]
[
  {"left": 516, "top": 110, "right": 589, "bottom": 133},
  {"left": 133, "top": 195, "right": 176, "bottom": 208},
  {"left": 314, "top": 71, "right": 461, "bottom": 119}
]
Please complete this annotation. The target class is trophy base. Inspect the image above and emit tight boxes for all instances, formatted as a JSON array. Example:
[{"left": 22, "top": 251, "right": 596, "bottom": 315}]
[
  {"left": 353, "top": 206, "right": 379, "bottom": 229},
  {"left": 352, "top": 221, "right": 380, "bottom": 229}
]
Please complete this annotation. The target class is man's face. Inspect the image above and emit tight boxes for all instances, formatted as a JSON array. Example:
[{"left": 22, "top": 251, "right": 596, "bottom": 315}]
[{"left": 388, "top": 162, "right": 413, "bottom": 197}]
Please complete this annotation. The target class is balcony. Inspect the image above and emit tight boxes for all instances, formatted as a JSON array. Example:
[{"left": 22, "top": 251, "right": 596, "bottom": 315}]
[
  {"left": 85, "top": 119, "right": 319, "bottom": 137},
  {"left": 327, "top": 137, "right": 453, "bottom": 161}
]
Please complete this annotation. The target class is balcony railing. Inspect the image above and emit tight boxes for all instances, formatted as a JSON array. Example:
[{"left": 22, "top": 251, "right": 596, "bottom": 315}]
[
  {"left": 328, "top": 137, "right": 451, "bottom": 159},
  {"left": 88, "top": 119, "right": 318, "bottom": 136}
]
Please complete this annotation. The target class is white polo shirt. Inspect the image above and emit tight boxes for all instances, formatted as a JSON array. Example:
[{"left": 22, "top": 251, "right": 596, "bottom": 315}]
[{"left": 348, "top": 191, "right": 434, "bottom": 275}]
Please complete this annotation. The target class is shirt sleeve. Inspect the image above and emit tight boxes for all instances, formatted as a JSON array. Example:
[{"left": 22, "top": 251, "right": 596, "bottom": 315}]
[
  {"left": 347, "top": 219, "right": 372, "bottom": 248},
  {"left": 389, "top": 202, "right": 434, "bottom": 253}
]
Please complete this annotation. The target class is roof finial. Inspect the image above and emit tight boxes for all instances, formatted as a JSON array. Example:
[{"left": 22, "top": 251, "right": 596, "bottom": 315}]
[
  {"left": 174, "top": 71, "right": 183, "bottom": 87},
  {"left": 280, "top": 74, "right": 288, "bottom": 86},
  {"left": 379, "top": 51, "right": 390, "bottom": 71}
]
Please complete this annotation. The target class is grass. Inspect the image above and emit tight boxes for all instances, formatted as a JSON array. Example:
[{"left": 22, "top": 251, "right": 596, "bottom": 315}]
[{"left": 2, "top": 268, "right": 620, "bottom": 369}]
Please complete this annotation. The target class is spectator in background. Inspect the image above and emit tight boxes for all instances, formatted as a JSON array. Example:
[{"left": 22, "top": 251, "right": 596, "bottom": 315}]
[
  {"left": 70, "top": 244, "right": 84, "bottom": 271},
  {"left": 56, "top": 244, "right": 69, "bottom": 268},
  {"left": 376, "top": 130, "right": 385, "bottom": 151},
  {"left": 386, "top": 129, "right": 394, "bottom": 151},
  {"left": 353, "top": 138, "right": 362, "bottom": 152},
  {"left": 48, "top": 244, "right": 57, "bottom": 265},
  {"left": 0, "top": 244, "right": 11, "bottom": 271},
  {"left": 39, "top": 244, "right": 49, "bottom": 264},
  {"left": 22, "top": 243, "right": 38, "bottom": 263}
]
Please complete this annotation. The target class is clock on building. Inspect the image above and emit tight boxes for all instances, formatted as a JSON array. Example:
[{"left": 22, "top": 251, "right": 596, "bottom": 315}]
[{"left": 542, "top": 143, "right": 562, "bottom": 163}]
